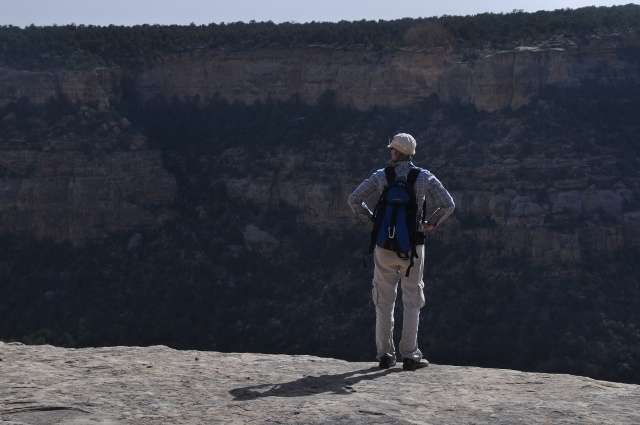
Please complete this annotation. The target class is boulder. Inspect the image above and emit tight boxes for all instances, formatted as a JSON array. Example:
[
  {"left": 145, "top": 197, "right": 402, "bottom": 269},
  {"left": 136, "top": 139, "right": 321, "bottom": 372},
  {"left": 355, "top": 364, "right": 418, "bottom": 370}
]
[{"left": 243, "top": 224, "right": 280, "bottom": 255}]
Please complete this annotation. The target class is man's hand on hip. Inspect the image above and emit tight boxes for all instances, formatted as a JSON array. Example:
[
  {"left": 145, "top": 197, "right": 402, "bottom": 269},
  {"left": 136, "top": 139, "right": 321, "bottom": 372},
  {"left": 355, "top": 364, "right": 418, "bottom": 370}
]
[{"left": 422, "top": 222, "right": 435, "bottom": 231}]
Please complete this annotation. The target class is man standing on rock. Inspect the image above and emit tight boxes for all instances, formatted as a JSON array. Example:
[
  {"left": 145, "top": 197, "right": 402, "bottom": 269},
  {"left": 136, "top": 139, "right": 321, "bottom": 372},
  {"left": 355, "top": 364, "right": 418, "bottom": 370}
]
[{"left": 348, "top": 133, "right": 455, "bottom": 370}]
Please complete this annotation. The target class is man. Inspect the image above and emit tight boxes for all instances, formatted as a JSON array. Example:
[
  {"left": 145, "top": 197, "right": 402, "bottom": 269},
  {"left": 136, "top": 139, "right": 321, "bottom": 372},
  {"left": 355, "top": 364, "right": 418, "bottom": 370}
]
[{"left": 348, "top": 133, "right": 455, "bottom": 371}]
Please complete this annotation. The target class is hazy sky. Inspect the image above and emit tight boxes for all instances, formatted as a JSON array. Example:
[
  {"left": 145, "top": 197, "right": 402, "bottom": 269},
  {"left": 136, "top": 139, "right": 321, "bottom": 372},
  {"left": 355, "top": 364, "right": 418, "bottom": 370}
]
[{"left": 1, "top": 0, "right": 635, "bottom": 27}]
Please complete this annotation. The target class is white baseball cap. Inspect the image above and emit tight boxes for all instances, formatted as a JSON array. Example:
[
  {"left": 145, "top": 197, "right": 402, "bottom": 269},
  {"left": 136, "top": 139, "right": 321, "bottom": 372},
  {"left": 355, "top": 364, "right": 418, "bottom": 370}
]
[{"left": 387, "top": 133, "right": 416, "bottom": 155}]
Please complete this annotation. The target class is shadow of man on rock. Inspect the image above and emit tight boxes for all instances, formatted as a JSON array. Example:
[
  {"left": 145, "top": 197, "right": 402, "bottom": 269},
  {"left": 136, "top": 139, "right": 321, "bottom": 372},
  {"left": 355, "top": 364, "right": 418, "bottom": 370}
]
[{"left": 230, "top": 366, "right": 401, "bottom": 400}]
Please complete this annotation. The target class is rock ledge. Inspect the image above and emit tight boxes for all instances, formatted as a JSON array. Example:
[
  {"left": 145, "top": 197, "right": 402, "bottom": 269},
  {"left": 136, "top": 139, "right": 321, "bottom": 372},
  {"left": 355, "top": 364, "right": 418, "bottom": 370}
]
[{"left": 1, "top": 342, "right": 639, "bottom": 424}]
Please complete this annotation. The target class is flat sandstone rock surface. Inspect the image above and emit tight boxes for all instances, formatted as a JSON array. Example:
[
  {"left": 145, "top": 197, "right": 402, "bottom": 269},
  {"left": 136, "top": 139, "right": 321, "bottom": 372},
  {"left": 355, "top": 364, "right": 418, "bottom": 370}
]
[{"left": 1, "top": 342, "right": 639, "bottom": 424}]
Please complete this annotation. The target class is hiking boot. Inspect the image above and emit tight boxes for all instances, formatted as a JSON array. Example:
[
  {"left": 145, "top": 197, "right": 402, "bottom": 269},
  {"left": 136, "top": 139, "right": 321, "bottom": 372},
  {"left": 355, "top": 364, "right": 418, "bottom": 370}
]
[
  {"left": 402, "top": 358, "right": 429, "bottom": 371},
  {"left": 378, "top": 356, "right": 397, "bottom": 369}
]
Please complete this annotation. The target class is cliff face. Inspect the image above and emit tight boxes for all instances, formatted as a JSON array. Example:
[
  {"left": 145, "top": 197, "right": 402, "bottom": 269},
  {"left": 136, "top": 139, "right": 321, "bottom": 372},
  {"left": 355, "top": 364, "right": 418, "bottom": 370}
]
[
  {"left": 217, "top": 147, "right": 640, "bottom": 274},
  {"left": 0, "top": 149, "right": 177, "bottom": 241},
  {"left": 0, "top": 67, "right": 121, "bottom": 109},
  {"left": 1, "top": 38, "right": 640, "bottom": 380},
  {"left": 0, "top": 108, "right": 177, "bottom": 241},
  {"left": 0, "top": 40, "right": 638, "bottom": 266},
  {"left": 131, "top": 34, "right": 638, "bottom": 112},
  {"left": 0, "top": 34, "right": 637, "bottom": 115},
  {"left": 0, "top": 36, "right": 636, "bottom": 237}
]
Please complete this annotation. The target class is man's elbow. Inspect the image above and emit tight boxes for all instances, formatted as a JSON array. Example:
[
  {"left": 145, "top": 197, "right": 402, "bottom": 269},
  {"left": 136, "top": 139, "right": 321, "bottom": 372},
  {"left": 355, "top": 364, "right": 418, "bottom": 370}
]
[
  {"left": 443, "top": 196, "right": 455, "bottom": 211},
  {"left": 347, "top": 193, "right": 359, "bottom": 210}
]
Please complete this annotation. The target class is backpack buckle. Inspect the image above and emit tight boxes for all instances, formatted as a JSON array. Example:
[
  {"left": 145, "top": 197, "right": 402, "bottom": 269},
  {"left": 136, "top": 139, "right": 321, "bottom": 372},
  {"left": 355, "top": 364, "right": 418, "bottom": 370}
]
[{"left": 396, "top": 251, "right": 411, "bottom": 260}]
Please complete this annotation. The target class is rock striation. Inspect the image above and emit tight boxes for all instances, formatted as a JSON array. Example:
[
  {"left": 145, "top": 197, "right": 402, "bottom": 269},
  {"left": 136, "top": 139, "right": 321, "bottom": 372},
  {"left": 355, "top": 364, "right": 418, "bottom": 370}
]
[
  {"left": 1, "top": 34, "right": 637, "bottom": 114},
  {"left": 0, "top": 67, "right": 121, "bottom": 109},
  {"left": 1, "top": 341, "right": 639, "bottom": 424},
  {"left": 0, "top": 149, "right": 177, "bottom": 241},
  {"left": 131, "top": 34, "right": 638, "bottom": 112},
  {"left": 214, "top": 143, "right": 640, "bottom": 274},
  {"left": 0, "top": 109, "right": 177, "bottom": 241}
]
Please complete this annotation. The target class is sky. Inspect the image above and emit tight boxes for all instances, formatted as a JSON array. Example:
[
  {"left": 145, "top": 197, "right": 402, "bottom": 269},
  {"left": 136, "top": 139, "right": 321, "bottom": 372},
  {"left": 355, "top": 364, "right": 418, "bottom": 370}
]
[{"left": 1, "top": 0, "right": 635, "bottom": 27}]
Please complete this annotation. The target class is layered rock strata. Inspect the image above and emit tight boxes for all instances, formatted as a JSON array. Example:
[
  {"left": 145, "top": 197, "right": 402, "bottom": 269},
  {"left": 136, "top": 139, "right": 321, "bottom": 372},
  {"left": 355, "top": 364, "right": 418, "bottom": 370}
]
[
  {"left": 133, "top": 34, "right": 638, "bottom": 112},
  {"left": 0, "top": 150, "right": 177, "bottom": 241},
  {"left": 0, "top": 67, "right": 121, "bottom": 109},
  {"left": 217, "top": 141, "right": 640, "bottom": 273},
  {"left": 0, "top": 132, "right": 177, "bottom": 241},
  {"left": 1, "top": 34, "right": 637, "bottom": 113}
]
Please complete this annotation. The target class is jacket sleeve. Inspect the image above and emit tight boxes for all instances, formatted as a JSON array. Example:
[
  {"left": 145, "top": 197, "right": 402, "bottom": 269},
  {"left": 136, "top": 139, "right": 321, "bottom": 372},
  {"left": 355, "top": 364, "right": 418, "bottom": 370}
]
[
  {"left": 423, "top": 174, "right": 455, "bottom": 227},
  {"left": 348, "top": 171, "right": 383, "bottom": 225}
]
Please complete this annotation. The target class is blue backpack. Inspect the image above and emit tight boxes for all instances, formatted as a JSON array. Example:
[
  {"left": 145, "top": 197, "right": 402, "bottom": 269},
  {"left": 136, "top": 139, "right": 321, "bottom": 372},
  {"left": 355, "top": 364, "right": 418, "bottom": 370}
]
[{"left": 367, "top": 166, "right": 424, "bottom": 277}]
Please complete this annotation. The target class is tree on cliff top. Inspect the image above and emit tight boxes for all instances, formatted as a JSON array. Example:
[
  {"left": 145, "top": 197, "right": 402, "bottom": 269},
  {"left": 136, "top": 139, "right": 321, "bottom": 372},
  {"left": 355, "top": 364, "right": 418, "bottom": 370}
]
[{"left": 0, "top": 4, "right": 639, "bottom": 70}]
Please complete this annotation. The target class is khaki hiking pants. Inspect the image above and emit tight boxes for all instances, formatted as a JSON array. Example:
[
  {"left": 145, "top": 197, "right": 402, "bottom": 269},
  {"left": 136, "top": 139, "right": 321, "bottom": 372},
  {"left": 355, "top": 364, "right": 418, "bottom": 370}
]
[{"left": 372, "top": 245, "right": 425, "bottom": 361}]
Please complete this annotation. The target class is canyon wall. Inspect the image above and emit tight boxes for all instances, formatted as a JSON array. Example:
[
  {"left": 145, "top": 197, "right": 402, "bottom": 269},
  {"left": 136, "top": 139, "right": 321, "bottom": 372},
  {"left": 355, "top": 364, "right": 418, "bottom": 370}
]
[
  {"left": 1, "top": 36, "right": 639, "bottom": 253},
  {"left": 0, "top": 148, "right": 177, "bottom": 241},
  {"left": 1, "top": 34, "right": 640, "bottom": 377},
  {"left": 0, "top": 67, "right": 121, "bottom": 109},
  {"left": 0, "top": 34, "right": 637, "bottom": 113},
  {"left": 0, "top": 109, "right": 177, "bottom": 241},
  {"left": 216, "top": 146, "right": 640, "bottom": 274},
  {"left": 132, "top": 34, "right": 638, "bottom": 112}
]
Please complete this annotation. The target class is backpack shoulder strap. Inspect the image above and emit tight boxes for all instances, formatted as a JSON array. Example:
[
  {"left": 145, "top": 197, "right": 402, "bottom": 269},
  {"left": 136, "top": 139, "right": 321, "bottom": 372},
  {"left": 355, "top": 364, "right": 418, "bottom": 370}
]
[
  {"left": 405, "top": 167, "right": 427, "bottom": 222},
  {"left": 407, "top": 167, "right": 421, "bottom": 187},
  {"left": 383, "top": 166, "right": 396, "bottom": 185}
]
